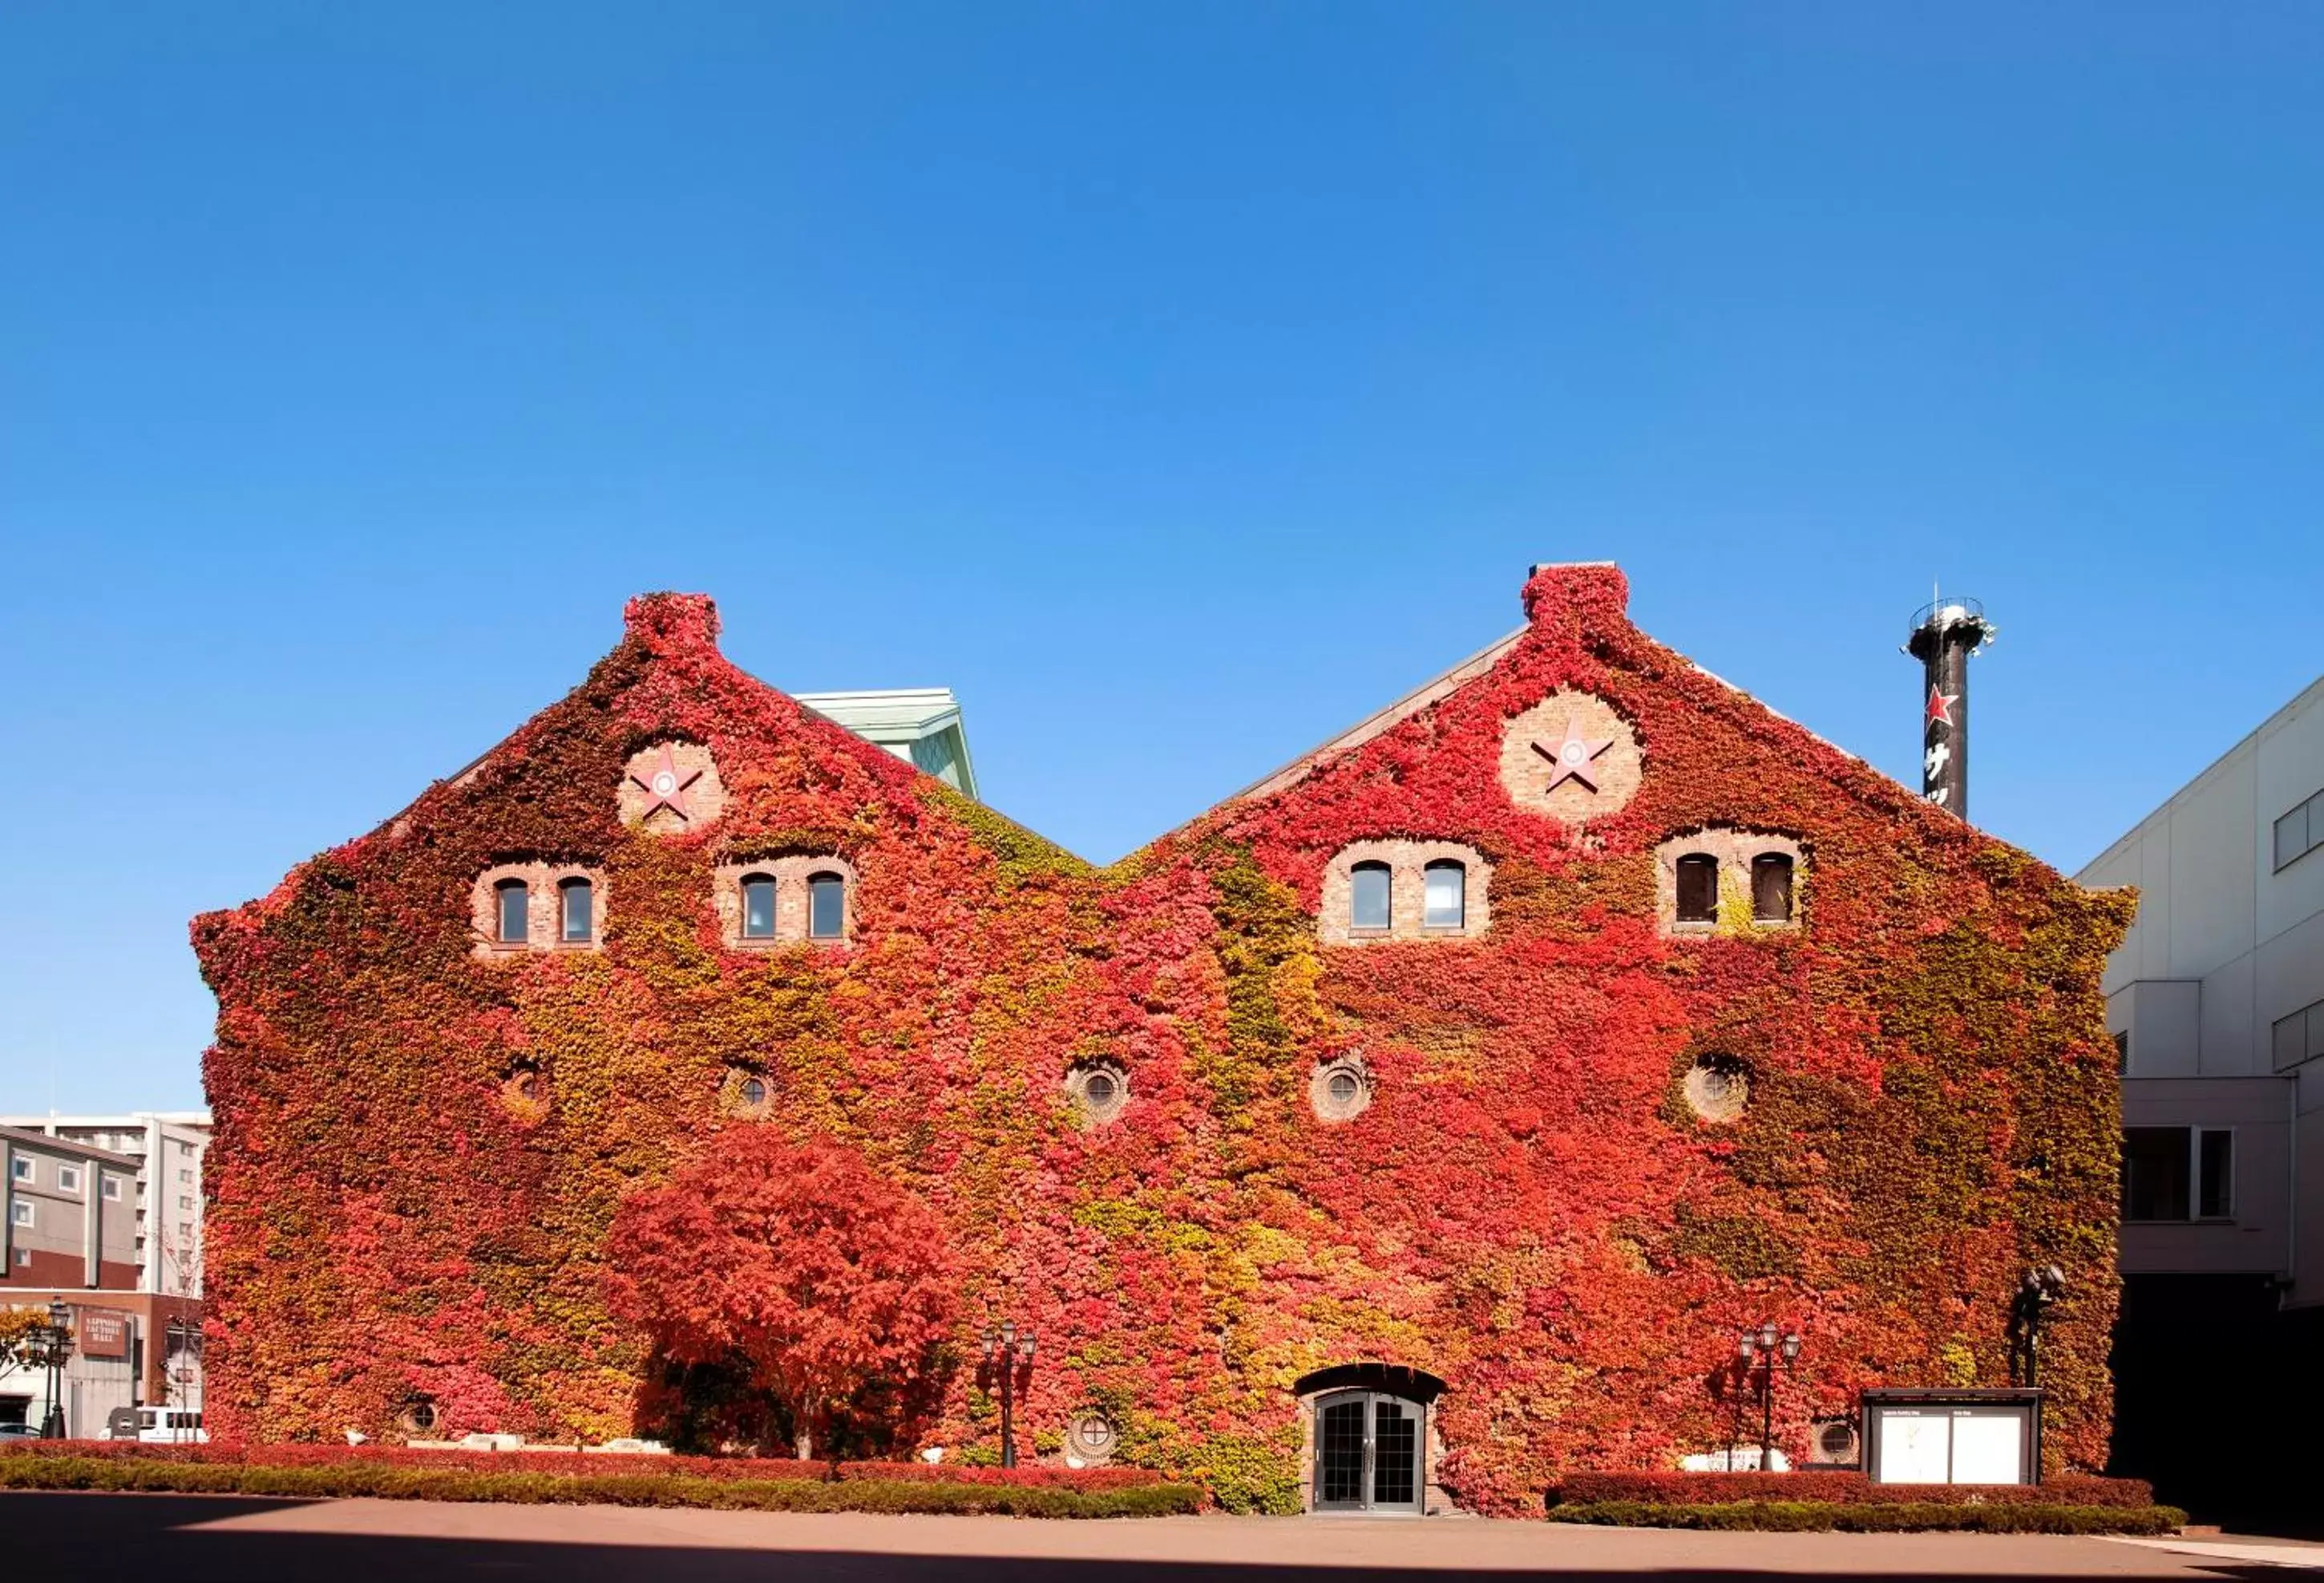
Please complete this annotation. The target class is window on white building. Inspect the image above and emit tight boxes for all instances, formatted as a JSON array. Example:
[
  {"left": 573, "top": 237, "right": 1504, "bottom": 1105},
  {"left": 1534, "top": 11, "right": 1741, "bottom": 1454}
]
[
  {"left": 2121, "top": 1127, "right": 2233, "bottom": 1222},
  {"left": 10, "top": 1201, "right": 32, "bottom": 1228},
  {"left": 57, "top": 1165, "right": 81, "bottom": 1193},
  {"left": 103, "top": 1176, "right": 123, "bottom": 1201},
  {"left": 2273, "top": 999, "right": 2324, "bottom": 1072},
  {"left": 2275, "top": 789, "right": 2323, "bottom": 871},
  {"left": 8, "top": 1157, "right": 30, "bottom": 1184}
]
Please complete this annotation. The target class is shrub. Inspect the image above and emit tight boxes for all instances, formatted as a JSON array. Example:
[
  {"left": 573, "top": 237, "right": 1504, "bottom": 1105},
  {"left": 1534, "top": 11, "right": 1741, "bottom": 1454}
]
[
  {"left": 1549, "top": 1470, "right": 2156, "bottom": 1508},
  {"left": 1546, "top": 1500, "right": 2186, "bottom": 1535},
  {"left": 0, "top": 1442, "right": 1159, "bottom": 1490},
  {"left": 0, "top": 1453, "right": 1200, "bottom": 1517}
]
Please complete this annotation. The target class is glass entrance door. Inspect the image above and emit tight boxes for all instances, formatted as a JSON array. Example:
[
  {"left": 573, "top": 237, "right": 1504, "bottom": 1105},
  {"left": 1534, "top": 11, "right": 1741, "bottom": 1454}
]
[{"left": 1311, "top": 1390, "right": 1425, "bottom": 1512}]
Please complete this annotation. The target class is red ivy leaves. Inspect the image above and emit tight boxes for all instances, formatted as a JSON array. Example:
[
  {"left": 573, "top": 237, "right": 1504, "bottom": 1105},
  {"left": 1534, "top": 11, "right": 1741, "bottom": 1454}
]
[{"left": 193, "top": 568, "right": 2132, "bottom": 1515}]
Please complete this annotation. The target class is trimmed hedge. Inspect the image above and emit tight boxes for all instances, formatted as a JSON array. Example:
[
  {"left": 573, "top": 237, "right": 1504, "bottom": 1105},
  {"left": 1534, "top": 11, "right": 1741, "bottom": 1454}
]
[
  {"left": 0, "top": 1453, "right": 1200, "bottom": 1517},
  {"left": 1546, "top": 1500, "right": 2188, "bottom": 1535},
  {"left": 1550, "top": 1471, "right": 2156, "bottom": 1508},
  {"left": 0, "top": 1442, "right": 1158, "bottom": 1490}
]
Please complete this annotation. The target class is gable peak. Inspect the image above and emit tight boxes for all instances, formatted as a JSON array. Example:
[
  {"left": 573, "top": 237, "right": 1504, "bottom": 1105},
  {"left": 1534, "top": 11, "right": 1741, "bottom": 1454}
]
[
  {"left": 623, "top": 592, "right": 721, "bottom": 656},
  {"left": 1522, "top": 561, "right": 1629, "bottom": 634}
]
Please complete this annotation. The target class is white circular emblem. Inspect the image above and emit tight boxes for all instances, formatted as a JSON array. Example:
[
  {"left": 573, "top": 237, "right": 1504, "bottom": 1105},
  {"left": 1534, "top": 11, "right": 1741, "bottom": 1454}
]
[
  {"left": 1562, "top": 741, "right": 1586, "bottom": 765},
  {"left": 653, "top": 771, "right": 677, "bottom": 794}
]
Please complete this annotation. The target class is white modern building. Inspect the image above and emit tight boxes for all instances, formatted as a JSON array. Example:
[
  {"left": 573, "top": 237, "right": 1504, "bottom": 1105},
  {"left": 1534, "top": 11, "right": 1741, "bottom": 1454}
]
[
  {"left": 0, "top": 1112, "right": 210, "bottom": 1298},
  {"left": 796, "top": 688, "right": 980, "bottom": 800},
  {"left": 2075, "top": 676, "right": 2323, "bottom": 1518}
]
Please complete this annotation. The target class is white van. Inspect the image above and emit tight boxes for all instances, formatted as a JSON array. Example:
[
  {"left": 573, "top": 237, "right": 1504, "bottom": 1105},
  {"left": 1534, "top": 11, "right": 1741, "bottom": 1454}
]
[{"left": 102, "top": 1407, "right": 208, "bottom": 1444}]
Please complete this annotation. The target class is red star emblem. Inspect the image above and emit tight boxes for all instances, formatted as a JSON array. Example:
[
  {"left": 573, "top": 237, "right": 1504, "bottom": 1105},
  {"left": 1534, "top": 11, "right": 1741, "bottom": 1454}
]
[
  {"left": 1530, "top": 717, "right": 1616, "bottom": 793},
  {"left": 1925, "top": 686, "right": 1957, "bottom": 730},
  {"left": 628, "top": 744, "right": 704, "bottom": 822}
]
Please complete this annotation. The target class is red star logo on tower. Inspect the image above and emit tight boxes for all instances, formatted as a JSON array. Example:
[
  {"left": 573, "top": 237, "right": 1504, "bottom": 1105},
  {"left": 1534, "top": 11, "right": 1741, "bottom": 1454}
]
[
  {"left": 628, "top": 744, "right": 704, "bottom": 823},
  {"left": 1530, "top": 717, "right": 1616, "bottom": 793},
  {"left": 1925, "top": 685, "right": 1958, "bottom": 731}
]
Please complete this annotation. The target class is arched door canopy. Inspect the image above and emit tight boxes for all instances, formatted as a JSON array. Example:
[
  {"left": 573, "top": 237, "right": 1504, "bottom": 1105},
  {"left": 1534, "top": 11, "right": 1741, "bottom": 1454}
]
[{"left": 1293, "top": 1363, "right": 1448, "bottom": 1403}]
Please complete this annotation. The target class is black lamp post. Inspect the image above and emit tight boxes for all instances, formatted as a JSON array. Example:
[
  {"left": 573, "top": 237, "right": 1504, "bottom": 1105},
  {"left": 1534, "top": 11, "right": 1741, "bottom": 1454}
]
[
  {"left": 38, "top": 1298, "right": 74, "bottom": 1440},
  {"left": 980, "top": 1319, "right": 1037, "bottom": 1468},
  {"left": 1734, "top": 1323, "right": 1801, "bottom": 1471},
  {"left": 2010, "top": 1265, "right": 2065, "bottom": 1387}
]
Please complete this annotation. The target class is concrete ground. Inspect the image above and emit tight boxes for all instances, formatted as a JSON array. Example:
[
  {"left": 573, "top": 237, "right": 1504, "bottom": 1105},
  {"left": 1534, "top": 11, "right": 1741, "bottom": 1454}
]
[{"left": 7, "top": 1492, "right": 2323, "bottom": 1581}]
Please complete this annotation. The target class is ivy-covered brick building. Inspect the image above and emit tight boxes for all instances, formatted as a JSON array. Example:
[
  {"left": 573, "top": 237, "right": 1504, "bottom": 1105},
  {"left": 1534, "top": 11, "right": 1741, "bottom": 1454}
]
[{"left": 193, "top": 563, "right": 2131, "bottom": 1514}]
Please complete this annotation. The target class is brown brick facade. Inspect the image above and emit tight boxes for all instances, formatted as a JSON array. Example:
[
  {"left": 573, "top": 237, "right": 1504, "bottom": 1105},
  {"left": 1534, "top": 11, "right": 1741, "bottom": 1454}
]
[
  {"left": 469, "top": 862, "right": 609, "bottom": 958},
  {"left": 1316, "top": 839, "right": 1493, "bottom": 946},
  {"left": 709, "top": 855, "right": 857, "bottom": 947},
  {"left": 1497, "top": 689, "right": 1643, "bottom": 826}
]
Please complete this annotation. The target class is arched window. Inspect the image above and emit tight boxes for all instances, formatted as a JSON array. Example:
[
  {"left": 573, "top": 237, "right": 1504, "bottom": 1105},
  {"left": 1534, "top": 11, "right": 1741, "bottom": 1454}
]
[
  {"left": 1422, "top": 861, "right": 1465, "bottom": 930},
  {"left": 807, "top": 871, "right": 846, "bottom": 940},
  {"left": 1349, "top": 862, "right": 1392, "bottom": 932},
  {"left": 495, "top": 879, "right": 529, "bottom": 944},
  {"left": 1751, "top": 854, "right": 1794, "bottom": 923},
  {"left": 1674, "top": 854, "right": 1718, "bottom": 923},
  {"left": 740, "top": 874, "right": 777, "bottom": 940},
  {"left": 558, "top": 877, "right": 594, "bottom": 943}
]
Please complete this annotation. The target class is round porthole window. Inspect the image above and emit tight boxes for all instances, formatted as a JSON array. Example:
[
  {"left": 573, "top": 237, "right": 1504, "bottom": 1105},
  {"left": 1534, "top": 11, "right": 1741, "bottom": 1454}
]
[
  {"left": 730, "top": 1070, "right": 774, "bottom": 1116},
  {"left": 1066, "top": 1063, "right": 1129, "bottom": 1126},
  {"left": 501, "top": 1064, "right": 547, "bottom": 1120},
  {"left": 396, "top": 1396, "right": 439, "bottom": 1436},
  {"left": 1065, "top": 1411, "right": 1118, "bottom": 1464},
  {"left": 1683, "top": 1054, "right": 1751, "bottom": 1123},
  {"left": 1310, "top": 1056, "right": 1372, "bottom": 1122}
]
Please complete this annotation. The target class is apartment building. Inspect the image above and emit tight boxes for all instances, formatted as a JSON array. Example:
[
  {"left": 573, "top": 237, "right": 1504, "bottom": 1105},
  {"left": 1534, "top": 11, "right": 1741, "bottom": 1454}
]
[
  {"left": 0, "top": 1113, "right": 210, "bottom": 1297},
  {"left": 2, "top": 1128, "right": 140, "bottom": 1290}
]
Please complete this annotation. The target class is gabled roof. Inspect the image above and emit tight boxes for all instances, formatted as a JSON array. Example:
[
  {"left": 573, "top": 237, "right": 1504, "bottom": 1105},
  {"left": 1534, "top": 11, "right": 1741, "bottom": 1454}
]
[{"left": 1221, "top": 561, "right": 1896, "bottom": 820}]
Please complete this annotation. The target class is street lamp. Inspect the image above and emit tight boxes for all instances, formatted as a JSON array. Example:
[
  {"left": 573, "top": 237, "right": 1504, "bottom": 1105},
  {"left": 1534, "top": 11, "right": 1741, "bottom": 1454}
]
[
  {"left": 1732, "top": 1323, "right": 1802, "bottom": 1471},
  {"left": 979, "top": 1318, "right": 1037, "bottom": 1468},
  {"left": 38, "top": 1298, "right": 74, "bottom": 1440},
  {"left": 2010, "top": 1266, "right": 2066, "bottom": 1387}
]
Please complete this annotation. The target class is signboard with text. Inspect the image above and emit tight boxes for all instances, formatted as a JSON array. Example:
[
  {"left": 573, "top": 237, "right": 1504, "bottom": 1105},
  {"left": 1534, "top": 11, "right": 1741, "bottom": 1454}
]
[{"left": 76, "top": 1308, "right": 132, "bottom": 1360}]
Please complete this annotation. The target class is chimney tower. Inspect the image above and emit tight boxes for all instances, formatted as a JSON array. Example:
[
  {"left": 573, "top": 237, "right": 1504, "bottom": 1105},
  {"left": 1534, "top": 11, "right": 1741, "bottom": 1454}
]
[{"left": 1906, "top": 592, "right": 1997, "bottom": 818}]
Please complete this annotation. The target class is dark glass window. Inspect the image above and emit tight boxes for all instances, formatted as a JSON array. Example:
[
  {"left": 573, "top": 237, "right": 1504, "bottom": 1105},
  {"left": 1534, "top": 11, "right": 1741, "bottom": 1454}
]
[
  {"left": 2275, "top": 792, "right": 2320, "bottom": 871},
  {"left": 1372, "top": 1399, "right": 1417, "bottom": 1508},
  {"left": 807, "top": 872, "right": 845, "bottom": 939},
  {"left": 559, "top": 878, "right": 592, "bottom": 943},
  {"left": 1083, "top": 1070, "right": 1118, "bottom": 1109},
  {"left": 741, "top": 874, "right": 777, "bottom": 939},
  {"left": 2274, "top": 1000, "right": 2324, "bottom": 1072},
  {"left": 1423, "top": 862, "right": 1465, "bottom": 929},
  {"left": 495, "top": 880, "right": 528, "bottom": 944},
  {"left": 1750, "top": 854, "right": 1793, "bottom": 923},
  {"left": 1675, "top": 855, "right": 1717, "bottom": 923},
  {"left": 2198, "top": 1129, "right": 2233, "bottom": 1219},
  {"left": 1350, "top": 862, "right": 1391, "bottom": 931},
  {"left": 2121, "top": 1128, "right": 2190, "bottom": 1222},
  {"left": 2113, "top": 1032, "right": 2130, "bottom": 1076},
  {"left": 740, "top": 1076, "right": 768, "bottom": 1108}
]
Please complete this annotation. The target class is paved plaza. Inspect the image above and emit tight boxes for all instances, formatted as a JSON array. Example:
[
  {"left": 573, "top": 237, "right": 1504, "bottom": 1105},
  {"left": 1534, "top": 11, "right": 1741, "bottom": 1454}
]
[{"left": 8, "top": 1493, "right": 2324, "bottom": 1581}]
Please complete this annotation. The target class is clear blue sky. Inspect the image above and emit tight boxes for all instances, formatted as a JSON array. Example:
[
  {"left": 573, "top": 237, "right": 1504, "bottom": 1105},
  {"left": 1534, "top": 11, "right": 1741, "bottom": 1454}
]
[{"left": 4, "top": 2, "right": 2319, "bottom": 1114}]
